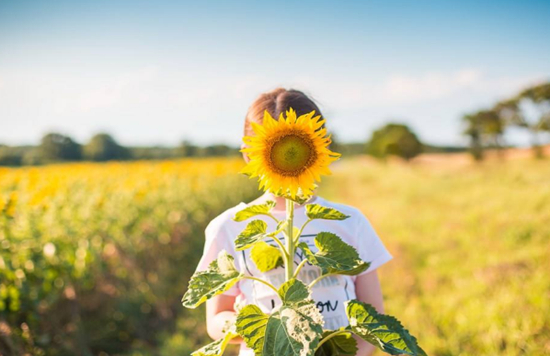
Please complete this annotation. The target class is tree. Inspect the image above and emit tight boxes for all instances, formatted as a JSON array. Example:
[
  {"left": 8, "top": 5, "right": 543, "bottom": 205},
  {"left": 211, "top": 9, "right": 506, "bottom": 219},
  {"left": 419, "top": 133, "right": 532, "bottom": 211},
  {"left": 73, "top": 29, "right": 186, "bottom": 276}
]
[
  {"left": 495, "top": 82, "right": 550, "bottom": 158},
  {"left": 40, "top": 133, "right": 82, "bottom": 162},
  {"left": 462, "top": 109, "right": 506, "bottom": 161},
  {"left": 0, "top": 145, "right": 23, "bottom": 166},
  {"left": 462, "top": 113, "right": 484, "bottom": 161},
  {"left": 84, "top": 133, "right": 128, "bottom": 161},
  {"left": 366, "top": 123, "right": 423, "bottom": 161},
  {"left": 203, "top": 144, "right": 238, "bottom": 157},
  {"left": 178, "top": 140, "right": 199, "bottom": 157}
]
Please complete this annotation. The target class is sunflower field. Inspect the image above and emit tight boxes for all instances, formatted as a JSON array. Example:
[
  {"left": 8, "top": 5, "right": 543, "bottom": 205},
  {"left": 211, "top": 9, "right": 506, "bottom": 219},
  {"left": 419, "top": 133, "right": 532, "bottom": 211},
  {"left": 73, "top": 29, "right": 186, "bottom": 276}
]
[
  {"left": 1, "top": 156, "right": 549, "bottom": 356},
  {"left": 0, "top": 159, "right": 259, "bottom": 356}
]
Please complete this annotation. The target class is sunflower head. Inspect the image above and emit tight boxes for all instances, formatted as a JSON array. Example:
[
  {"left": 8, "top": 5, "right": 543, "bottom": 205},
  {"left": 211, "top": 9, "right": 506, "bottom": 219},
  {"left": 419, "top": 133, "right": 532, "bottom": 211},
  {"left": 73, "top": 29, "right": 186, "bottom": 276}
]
[{"left": 240, "top": 108, "right": 341, "bottom": 199}]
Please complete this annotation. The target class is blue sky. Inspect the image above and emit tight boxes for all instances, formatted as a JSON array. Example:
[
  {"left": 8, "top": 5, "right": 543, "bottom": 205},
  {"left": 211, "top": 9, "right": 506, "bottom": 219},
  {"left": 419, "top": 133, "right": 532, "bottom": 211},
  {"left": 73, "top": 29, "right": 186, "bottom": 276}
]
[{"left": 1, "top": 0, "right": 549, "bottom": 147}]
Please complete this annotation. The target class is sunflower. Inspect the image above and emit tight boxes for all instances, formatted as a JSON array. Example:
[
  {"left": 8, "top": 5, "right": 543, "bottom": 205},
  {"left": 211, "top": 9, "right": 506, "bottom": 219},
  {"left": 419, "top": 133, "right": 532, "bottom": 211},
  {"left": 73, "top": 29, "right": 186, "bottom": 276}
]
[{"left": 241, "top": 108, "right": 341, "bottom": 199}]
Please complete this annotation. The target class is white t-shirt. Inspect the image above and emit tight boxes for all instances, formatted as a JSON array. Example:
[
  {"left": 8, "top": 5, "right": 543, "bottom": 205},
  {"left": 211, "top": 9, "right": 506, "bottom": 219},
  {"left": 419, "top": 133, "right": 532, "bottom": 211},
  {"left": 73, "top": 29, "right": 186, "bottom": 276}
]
[{"left": 194, "top": 193, "right": 393, "bottom": 356}]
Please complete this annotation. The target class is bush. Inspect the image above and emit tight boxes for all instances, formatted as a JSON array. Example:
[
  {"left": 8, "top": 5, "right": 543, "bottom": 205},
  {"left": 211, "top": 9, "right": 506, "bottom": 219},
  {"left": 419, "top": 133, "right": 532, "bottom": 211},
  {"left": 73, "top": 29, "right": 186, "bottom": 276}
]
[{"left": 366, "top": 123, "right": 423, "bottom": 160}]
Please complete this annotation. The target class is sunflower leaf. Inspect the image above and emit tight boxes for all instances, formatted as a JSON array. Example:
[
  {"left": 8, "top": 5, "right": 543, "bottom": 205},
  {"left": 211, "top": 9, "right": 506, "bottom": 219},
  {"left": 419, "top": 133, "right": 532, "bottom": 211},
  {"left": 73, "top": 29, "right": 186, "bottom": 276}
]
[
  {"left": 235, "top": 220, "right": 268, "bottom": 251},
  {"left": 315, "top": 330, "right": 357, "bottom": 356},
  {"left": 269, "top": 220, "right": 288, "bottom": 237},
  {"left": 263, "top": 299, "right": 324, "bottom": 356},
  {"left": 192, "top": 329, "right": 238, "bottom": 356},
  {"left": 237, "top": 281, "right": 324, "bottom": 356},
  {"left": 250, "top": 241, "right": 283, "bottom": 272},
  {"left": 345, "top": 300, "right": 427, "bottom": 356},
  {"left": 233, "top": 201, "right": 276, "bottom": 222},
  {"left": 297, "top": 232, "right": 369, "bottom": 276},
  {"left": 236, "top": 305, "right": 269, "bottom": 355},
  {"left": 305, "top": 204, "right": 350, "bottom": 221},
  {"left": 182, "top": 251, "right": 243, "bottom": 308},
  {"left": 278, "top": 278, "right": 310, "bottom": 304}
]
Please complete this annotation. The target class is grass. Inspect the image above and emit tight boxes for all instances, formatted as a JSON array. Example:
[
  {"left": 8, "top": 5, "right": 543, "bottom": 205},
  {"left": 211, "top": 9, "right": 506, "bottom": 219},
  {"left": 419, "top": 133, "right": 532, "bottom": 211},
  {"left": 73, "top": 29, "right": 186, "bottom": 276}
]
[{"left": 319, "top": 157, "right": 550, "bottom": 355}]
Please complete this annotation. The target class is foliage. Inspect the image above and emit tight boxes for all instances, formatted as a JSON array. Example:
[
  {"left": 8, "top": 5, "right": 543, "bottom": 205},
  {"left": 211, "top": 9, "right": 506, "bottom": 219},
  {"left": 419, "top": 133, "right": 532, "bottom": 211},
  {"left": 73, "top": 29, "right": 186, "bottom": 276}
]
[
  {"left": 320, "top": 157, "right": 550, "bottom": 356},
  {"left": 233, "top": 201, "right": 276, "bottom": 222},
  {"left": 366, "top": 123, "right": 423, "bottom": 161},
  {"left": 493, "top": 82, "right": 550, "bottom": 158},
  {"left": 236, "top": 280, "right": 324, "bottom": 356},
  {"left": 40, "top": 132, "right": 82, "bottom": 162},
  {"left": 3, "top": 155, "right": 546, "bottom": 355},
  {"left": 297, "top": 233, "right": 369, "bottom": 275},
  {"left": 462, "top": 109, "right": 507, "bottom": 160},
  {"left": 305, "top": 204, "right": 350, "bottom": 220},
  {"left": 346, "top": 300, "right": 426, "bottom": 355},
  {"left": 315, "top": 330, "right": 357, "bottom": 356},
  {"left": 0, "top": 139, "right": 241, "bottom": 167},
  {"left": 84, "top": 133, "right": 129, "bottom": 161},
  {"left": 182, "top": 252, "right": 244, "bottom": 309},
  {"left": 0, "top": 158, "right": 258, "bottom": 356}
]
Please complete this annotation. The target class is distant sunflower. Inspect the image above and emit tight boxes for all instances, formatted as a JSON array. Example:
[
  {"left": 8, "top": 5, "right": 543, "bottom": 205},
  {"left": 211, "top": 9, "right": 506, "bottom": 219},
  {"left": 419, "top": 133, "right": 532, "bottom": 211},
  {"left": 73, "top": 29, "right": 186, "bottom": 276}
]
[{"left": 241, "top": 108, "right": 340, "bottom": 199}]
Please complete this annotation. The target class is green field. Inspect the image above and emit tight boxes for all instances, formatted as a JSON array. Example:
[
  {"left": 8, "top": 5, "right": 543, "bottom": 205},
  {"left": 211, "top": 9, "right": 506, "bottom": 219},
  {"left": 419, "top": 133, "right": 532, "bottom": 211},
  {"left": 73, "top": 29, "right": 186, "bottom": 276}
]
[
  {"left": 320, "top": 157, "right": 550, "bottom": 356},
  {"left": 1, "top": 157, "right": 549, "bottom": 355}
]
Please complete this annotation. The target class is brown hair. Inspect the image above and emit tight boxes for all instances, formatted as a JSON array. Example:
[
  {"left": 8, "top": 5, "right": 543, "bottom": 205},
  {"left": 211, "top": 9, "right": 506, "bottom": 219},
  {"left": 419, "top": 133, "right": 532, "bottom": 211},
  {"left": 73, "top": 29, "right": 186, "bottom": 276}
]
[{"left": 244, "top": 88, "right": 323, "bottom": 136}]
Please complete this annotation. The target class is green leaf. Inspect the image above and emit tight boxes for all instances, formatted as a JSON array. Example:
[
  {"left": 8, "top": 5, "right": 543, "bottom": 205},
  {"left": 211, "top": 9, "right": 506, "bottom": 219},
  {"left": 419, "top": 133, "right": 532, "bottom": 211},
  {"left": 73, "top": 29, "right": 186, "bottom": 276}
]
[
  {"left": 250, "top": 241, "right": 283, "bottom": 273},
  {"left": 192, "top": 330, "right": 238, "bottom": 356},
  {"left": 298, "top": 232, "right": 369, "bottom": 276},
  {"left": 182, "top": 251, "right": 243, "bottom": 308},
  {"left": 236, "top": 305, "right": 269, "bottom": 355},
  {"left": 235, "top": 220, "right": 268, "bottom": 251},
  {"left": 263, "top": 299, "right": 324, "bottom": 356},
  {"left": 345, "top": 300, "right": 426, "bottom": 356},
  {"left": 278, "top": 278, "right": 309, "bottom": 304},
  {"left": 237, "top": 283, "right": 324, "bottom": 356},
  {"left": 272, "top": 220, "right": 288, "bottom": 236},
  {"left": 233, "top": 201, "right": 276, "bottom": 222},
  {"left": 315, "top": 330, "right": 358, "bottom": 356},
  {"left": 305, "top": 204, "right": 350, "bottom": 221}
]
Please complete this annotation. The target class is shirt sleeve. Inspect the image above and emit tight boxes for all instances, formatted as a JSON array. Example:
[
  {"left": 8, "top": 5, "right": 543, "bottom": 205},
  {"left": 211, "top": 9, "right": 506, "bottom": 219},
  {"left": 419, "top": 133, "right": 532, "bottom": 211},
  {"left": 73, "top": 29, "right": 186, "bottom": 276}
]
[
  {"left": 193, "top": 218, "right": 240, "bottom": 297},
  {"left": 354, "top": 212, "right": 393, "bottom": 276}
]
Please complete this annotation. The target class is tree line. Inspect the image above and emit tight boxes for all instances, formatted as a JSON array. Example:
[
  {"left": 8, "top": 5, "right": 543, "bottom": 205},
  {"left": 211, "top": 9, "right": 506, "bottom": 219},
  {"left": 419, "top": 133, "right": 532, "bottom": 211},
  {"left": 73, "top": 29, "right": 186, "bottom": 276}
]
[
  {"left": 7, "top": 81, "right": 548, "bottom": 167},
  {"left": 463, "top": 82, "right": 550, "bottom": 160},
  {"left": 0, "top": 134, "right": 242, "bottom": 166},
  {"left": 0, "top": 128, "right": 462, "bottom": 166}
]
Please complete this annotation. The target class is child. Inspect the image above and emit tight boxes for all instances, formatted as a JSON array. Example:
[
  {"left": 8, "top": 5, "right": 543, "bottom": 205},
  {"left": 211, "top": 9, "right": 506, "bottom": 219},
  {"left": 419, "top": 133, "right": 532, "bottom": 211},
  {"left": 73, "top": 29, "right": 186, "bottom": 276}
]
[{"left": 195, "top": 88, "right": 393, "bottom": 356}]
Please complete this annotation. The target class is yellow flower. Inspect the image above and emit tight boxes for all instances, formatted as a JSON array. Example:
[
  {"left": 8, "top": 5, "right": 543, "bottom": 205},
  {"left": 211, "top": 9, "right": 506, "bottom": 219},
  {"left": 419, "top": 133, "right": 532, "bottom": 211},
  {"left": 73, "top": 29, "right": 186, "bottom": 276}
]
[{"left": 241, "top": 108, "right": 340, "bottom": 198}]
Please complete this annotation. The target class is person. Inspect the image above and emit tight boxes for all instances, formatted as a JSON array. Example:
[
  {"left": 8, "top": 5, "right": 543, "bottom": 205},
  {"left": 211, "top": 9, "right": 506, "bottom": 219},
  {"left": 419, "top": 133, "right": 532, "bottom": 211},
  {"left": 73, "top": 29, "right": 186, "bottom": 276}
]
[{"left": 195, "top": 88, "right": 393, "bottom": 356}]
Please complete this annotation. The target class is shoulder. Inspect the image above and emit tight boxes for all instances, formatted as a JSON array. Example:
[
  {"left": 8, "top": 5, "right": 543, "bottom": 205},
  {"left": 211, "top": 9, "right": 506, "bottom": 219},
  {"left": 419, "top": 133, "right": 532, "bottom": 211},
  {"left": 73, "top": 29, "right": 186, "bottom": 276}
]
[{"left": 205, "top": 202, "right": 248, "bottom": 237}]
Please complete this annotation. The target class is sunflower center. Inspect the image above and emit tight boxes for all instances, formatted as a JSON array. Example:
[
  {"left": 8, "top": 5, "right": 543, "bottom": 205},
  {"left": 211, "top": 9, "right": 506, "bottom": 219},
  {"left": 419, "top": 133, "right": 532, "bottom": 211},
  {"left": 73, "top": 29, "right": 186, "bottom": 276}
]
[{"left": 268, "top": 133, "right": 316, "bottom": 176}]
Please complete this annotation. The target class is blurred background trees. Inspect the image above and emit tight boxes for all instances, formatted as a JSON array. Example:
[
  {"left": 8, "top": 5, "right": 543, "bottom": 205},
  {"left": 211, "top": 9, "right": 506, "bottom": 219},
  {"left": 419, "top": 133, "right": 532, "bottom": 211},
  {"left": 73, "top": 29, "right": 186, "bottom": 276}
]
[
  {"left": 462, "top": 110, "right": 505, "bottom": 161},
  {"left": 84, "top": 133, "right": 129, "bottom": 161},
  {"left": 40, "top": 133, "right": 82, "bottom": 162},
  {"left": 1, "top": 81, "right": 549, "bottom": 166},
  {"left": 493, "top": 83, "right": 550, "bottom": 158},
  {"left": 366, "top": 123, "right": 423, "bottom": 161},
  {"left": 463, "top": 81, "right": 550, "bottom": 160}
]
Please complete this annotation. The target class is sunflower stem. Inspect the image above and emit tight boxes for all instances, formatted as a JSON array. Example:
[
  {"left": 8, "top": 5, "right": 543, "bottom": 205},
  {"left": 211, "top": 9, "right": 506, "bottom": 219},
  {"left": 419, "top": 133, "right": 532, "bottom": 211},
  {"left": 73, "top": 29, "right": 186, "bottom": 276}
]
[
  {"left": 314, "top": 329, "right": 353, "bottom": 352},
  {"left": 285, "top": 198, "right": 295, "bottom": 282}
]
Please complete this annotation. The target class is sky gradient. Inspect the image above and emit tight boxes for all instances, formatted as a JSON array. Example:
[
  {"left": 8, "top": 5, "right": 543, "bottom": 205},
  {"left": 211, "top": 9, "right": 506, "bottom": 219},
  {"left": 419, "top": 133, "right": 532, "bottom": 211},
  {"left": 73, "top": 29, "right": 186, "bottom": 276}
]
[{"left": 1, "top": 0, "right": 549, "bottom": 147}]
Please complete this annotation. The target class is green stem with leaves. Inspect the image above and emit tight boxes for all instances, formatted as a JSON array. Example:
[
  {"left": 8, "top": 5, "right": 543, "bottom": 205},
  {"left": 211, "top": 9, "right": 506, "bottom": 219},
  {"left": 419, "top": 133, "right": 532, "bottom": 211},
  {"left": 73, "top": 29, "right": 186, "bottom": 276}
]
[
  {"left": 314, "top": 329, "right": 353, "bottom": 351},
  {"left": 309, "top": 273, "right": 336, "bottom": 288},
  {"left": 284, "top": 199, "right": 295, "bottom": 282},
  {"left": 244, "top": 276, "right": 279, "bottom": 294}
]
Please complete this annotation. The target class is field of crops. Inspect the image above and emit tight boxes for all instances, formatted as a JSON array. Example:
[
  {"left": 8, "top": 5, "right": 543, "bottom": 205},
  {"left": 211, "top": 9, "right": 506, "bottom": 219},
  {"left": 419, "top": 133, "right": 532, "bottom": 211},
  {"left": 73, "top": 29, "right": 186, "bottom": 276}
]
[
  {"left": 320, "top": 157, "right": 550, "bottom": 356},
  {"left": 1, "top": 156, "right": 549, "bottom": 356},
  {"left": 0, "top": 159, "right": 259, "bottom": 356}
]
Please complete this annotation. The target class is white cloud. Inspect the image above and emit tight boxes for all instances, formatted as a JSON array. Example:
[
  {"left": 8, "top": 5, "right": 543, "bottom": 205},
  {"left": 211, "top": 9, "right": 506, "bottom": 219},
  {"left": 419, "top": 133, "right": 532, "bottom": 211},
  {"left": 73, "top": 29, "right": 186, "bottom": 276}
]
[{"left": 293, "top": 69, "right": 545, "bottom": 111}]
